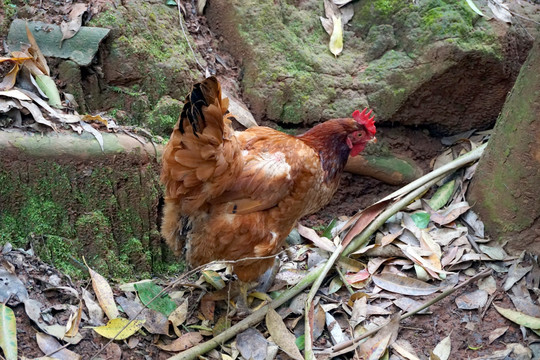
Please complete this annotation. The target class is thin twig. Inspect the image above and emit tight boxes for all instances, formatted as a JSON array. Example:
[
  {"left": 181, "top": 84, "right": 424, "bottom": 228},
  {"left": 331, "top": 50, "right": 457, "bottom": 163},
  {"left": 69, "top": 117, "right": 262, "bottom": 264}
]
[
  {"left": 321, "top": 268, "right": 493, "bottom": 355},
  {"left": 176, "top": 0, "right": 205, "bottom": 72},
  {"left": 44, "top": 342, "right": 70, "bottom": 358}
]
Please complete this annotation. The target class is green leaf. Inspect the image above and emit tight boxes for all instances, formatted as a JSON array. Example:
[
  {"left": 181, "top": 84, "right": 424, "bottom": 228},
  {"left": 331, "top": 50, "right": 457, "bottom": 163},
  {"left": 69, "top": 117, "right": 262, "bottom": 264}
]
[
  {"left": 465, "top": 0, "right": 485, "bottom": 17},
  {"left": 35, "top": 75, "right": 62, "bottom": 108},
  {"left": 322, "top": 218, "right": 337, "bottom": 239},
  {"left": 295, "top": 334, "right": 305, "bottom": 351},
  {"left": 494, "top": 305, "right": 540, "bottom": 329},
  {"left": 411, "top": 212, "right": 430, "bottom": 229},
  {"left": 134, "top": 282, "right": 177, "bottom": 317},
  {"left": 202, "top": 270, "right": 226, "bottom": 290},
  {"left": 0, "top": 303, "right": 17, "bottom": 360},
  {"left": 428, "top": 180, "right": 455, "bottom": 211}
]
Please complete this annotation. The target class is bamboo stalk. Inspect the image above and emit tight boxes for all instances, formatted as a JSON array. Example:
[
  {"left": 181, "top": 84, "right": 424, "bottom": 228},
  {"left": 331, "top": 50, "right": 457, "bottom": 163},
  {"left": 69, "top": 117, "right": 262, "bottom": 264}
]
[{"left": 304, "top": 243, "right": 344, "bottom": 360}]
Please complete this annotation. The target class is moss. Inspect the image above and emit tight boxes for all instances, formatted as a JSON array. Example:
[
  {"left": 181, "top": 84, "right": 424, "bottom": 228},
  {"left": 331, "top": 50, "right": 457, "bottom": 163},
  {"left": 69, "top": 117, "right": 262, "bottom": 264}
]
[
  {"left": 85, "top": 2, "right": 200, "bottom": 128},
  {"left": 0, "top": 155, "right": 173, "bottom": 280},
  {"left": 147, "top": 96, "right": 182, "bottom": 136}
]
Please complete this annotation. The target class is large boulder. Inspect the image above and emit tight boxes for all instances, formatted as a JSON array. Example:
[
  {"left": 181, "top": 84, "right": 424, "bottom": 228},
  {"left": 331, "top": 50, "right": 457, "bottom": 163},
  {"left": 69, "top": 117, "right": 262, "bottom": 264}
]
[{"left": 206, "top": 0, "right": 537, "bottom": 133}]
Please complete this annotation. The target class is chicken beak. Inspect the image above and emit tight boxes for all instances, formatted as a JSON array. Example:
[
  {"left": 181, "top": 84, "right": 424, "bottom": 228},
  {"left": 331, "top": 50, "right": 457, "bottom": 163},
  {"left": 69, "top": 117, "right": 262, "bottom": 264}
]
[{"left": 370, "top": 137, "right": 377, "bottom": 144}]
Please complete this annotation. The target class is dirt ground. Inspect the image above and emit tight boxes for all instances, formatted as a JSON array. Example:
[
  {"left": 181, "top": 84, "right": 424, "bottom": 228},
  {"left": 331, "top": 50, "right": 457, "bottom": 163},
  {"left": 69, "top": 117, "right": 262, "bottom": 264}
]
[{"left": 0, "top": 1, "right": 534, "bottom": 359}]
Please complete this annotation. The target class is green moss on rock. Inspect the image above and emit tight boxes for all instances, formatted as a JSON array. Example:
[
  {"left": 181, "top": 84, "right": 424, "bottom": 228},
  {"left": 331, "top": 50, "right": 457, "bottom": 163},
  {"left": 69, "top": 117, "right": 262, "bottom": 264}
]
[
  {"left": 207, "top": 0, "right": 506, "bottom": 128},
  {"left": 147, "top": 96, "right": 182, "bottom": 136},
  {"left": 0, "top": 148, "right": 176, "bottom": 280},
  {"left": 85, "top": 0, "right": 201, "bottom": 128}
]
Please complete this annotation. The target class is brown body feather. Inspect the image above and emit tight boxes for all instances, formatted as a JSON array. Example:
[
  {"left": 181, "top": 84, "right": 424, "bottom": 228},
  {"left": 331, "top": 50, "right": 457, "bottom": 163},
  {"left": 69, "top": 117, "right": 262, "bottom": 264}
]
[{"left": 161, "top": 77, "right": 373, "bottom": 281}]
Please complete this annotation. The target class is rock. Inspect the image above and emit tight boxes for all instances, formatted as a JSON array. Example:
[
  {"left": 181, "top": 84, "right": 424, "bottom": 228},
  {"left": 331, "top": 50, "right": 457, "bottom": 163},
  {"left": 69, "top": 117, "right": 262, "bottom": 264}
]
[
  {"left": 85, "top": 0, "right": 202, "bottom": 127},
  {"left": 0, "top": 130, "right": 178, "bottom": 279},
  {"left": 147, "top": 96, "right": 183, "bottom": 137},
  {"left": 206, "top": 0, "right": 537, "bottom": 133},
  {"left": 364, "top": 24, "right": 397, "bottom": 61},
  {"left": 7, "top": 19, "right": 110, "bottom": 66}
]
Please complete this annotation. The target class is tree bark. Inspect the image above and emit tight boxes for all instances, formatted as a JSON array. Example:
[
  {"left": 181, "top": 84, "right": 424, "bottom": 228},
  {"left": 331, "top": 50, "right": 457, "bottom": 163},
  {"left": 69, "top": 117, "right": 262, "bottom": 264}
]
[{"left": 468, "top": 37, "right": 540, "bottom": 254}]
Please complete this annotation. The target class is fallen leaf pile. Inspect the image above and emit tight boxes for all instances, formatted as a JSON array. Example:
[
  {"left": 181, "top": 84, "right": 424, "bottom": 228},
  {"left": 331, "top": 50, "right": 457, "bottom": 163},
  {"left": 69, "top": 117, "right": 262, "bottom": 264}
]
[{"left": 0, "top": 131, "right": 538, "bottom": 359}]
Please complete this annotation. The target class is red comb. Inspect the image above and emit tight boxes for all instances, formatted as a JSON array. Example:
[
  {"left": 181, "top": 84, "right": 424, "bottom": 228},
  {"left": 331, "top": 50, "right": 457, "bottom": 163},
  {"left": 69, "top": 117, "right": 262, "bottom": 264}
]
[{"left": 352, "top": 108, "right": 376, "bottom": 136}]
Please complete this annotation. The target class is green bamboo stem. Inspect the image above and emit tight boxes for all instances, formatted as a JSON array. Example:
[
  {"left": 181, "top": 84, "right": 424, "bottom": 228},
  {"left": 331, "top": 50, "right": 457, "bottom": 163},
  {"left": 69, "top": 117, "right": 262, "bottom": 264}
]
[
  {"left": 304, "top": 243, "right": 344, "bottom": 360},
  {"left": 379, "top": 143, "right": 487, "bottom": 203}
]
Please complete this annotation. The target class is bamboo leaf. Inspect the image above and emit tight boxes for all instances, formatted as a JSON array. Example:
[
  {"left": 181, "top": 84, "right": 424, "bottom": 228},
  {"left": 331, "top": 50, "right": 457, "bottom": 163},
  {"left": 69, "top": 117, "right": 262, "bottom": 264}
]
[
  {"left": 0, "top": 303, "right": 17, "bottom": 360},
  {"left": 465, "top": 0, "right": 485, "bottom": 17},
  {"left": 266, "top": 308, "right": 303, "bottom": 360},
  {"left": 84, "top": 258, "right": 119, "bottom": 320},
  {"left": 372, "top": 273, "right": 440, "bottom": 296},
  {"left": 494, "top": 305, "right": 540, "bottom": 329}
]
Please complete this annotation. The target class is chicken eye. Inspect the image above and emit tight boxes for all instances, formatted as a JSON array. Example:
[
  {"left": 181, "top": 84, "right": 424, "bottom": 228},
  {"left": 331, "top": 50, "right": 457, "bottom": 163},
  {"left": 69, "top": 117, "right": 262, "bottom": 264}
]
[{"left": 357, "top": 132, "right": 362, "bottom": 137}]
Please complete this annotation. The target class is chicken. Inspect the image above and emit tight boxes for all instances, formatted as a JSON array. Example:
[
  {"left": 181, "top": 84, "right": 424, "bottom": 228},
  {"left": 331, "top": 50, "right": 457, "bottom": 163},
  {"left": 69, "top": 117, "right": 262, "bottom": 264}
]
[{"left": 161, "top": 76, "right": 376, "bottom": 304}]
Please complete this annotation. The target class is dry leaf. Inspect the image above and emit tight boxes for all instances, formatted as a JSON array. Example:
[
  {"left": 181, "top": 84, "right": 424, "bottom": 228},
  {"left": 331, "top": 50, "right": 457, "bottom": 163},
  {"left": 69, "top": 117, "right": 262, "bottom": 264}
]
[
  {"left": 25, "top": 23, "right": 50, "bottom": 76},
  {"left": 157, "top": 332, "right": 203, "bottom": 351},
  {"left": 265, "top": 308, "right": 303, "bottom": 360},
  {"left": 326, "top": 311, "right": 348, "bottom": 345},
  {"left": 372, "top": 273, "right": 440, "bottom": 296},
  {"left": 393, "top": 339, "right": 420, "bottom": 360},
  {"left": 36, "top": 332, "right": 81, "bottom": 360},
  {"left": 84, "top": 259, "right": 119, "bottom": 320},
  {"left": 298, "top": 224, "right": 335, "bottom": 252},
  {"left": 432, "top": 335, "right": 451, "bottom": 360},
  {"left": 60, "top": 3, "right": 88, "bottom": 46},
  {"left": 92, "top": 318, "right": 144, "bottom": 340},
  {"left": 82, "top": 288, "right": 104, "bottom": 326},
  {"left": 487, "top": 326, "right": 508, "bottom": 344},
  {"left": 64, "top": 301, "right": 83, "bottom": 338},
  {"left": 168, "top": 301, "right": 188, "bottom": 327},
  {"left": 236, "top": 328, "right": 268, "bottom": 360},
  {"left": 359, "top": 313, "right": 400, "bottom": 359}
]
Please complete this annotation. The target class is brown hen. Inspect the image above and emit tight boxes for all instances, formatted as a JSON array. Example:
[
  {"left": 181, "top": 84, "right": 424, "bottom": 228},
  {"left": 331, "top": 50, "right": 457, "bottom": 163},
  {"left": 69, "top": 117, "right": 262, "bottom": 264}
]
[{"left": 161, "top": 77, "right": 376, "bottom": 303}]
